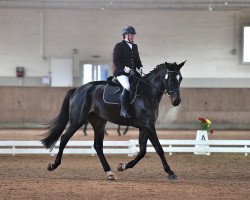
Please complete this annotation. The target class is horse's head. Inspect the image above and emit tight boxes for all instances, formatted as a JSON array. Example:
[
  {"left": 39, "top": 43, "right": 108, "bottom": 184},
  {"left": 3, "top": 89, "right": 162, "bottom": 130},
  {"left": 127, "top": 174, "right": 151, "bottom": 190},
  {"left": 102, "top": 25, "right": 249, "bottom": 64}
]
[{"left": 164, "top": 61, "right": 186, "bottom": 106}]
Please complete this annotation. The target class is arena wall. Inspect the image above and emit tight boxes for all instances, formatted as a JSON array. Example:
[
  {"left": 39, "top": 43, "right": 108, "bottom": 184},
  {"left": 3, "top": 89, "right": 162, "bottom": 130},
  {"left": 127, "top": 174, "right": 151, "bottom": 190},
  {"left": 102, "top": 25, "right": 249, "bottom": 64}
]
[
  {"left": 0, "top": 86, "right": 249, "bottom": 129},
  {"left": 0, "top": 9, "right": 250, "bottom": 87}
]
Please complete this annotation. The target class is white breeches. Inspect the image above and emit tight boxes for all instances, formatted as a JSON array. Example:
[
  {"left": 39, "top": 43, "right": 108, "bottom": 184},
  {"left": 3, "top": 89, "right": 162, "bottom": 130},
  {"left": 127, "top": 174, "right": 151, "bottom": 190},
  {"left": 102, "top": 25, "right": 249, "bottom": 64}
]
[{"left": 116, "top": 75, "right": 130, "bottom": 91}]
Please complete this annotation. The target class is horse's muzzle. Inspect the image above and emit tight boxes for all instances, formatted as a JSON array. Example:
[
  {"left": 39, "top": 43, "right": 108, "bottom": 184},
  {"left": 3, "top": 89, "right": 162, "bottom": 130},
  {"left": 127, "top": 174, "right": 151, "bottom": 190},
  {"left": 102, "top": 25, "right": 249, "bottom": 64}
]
[{"left": 170, "top": 93, "right": 181, "bottom": 106}]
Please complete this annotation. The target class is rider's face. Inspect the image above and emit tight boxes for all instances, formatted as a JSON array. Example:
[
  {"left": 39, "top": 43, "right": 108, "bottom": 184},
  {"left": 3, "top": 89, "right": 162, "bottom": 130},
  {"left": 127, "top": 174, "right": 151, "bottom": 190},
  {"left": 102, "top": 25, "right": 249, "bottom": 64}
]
[{"left": 126, "top": 33, "right": 135, "bottom": 43}]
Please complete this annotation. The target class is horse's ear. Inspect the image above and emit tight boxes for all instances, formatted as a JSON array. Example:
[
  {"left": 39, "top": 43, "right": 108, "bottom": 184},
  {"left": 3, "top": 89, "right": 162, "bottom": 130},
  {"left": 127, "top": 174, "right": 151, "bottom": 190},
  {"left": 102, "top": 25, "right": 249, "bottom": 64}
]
[{"left": 178, "top": 60, "right": 186, "bottom": 68}]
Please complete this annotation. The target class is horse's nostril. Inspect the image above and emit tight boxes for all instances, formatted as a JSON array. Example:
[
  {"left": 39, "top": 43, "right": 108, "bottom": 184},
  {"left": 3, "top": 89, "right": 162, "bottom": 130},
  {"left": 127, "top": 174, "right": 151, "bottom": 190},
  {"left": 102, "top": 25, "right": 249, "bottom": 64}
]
[
  {"left": 171, "top": 95, "right": 181, "bottom": 106},
  {"left": 172, "top": 101, "right": 180, "bottom": 106}
]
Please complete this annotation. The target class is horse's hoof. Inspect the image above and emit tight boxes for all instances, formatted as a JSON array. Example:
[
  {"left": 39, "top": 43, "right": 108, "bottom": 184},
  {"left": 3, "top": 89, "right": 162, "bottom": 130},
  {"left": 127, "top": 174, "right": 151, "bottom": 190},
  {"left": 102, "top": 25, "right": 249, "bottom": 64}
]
[
  {"left": 168, "top": 174, "right": 177, "bottom": 182},
  {"left": 107, "top": 171, "right": 117, "bottom": 180},
  {"left": 47, "top": 163, "right": 54, "bottom": 171},
  {"left": 117, "top": 163, "right": 126, "bottom": 171}
]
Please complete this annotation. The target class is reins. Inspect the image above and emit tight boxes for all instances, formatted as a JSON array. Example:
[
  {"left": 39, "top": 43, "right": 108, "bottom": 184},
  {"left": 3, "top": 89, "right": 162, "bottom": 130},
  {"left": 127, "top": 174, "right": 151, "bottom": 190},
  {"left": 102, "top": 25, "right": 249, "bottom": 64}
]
[
  {"left": 132, "top": 74, "right": 167, "bottom": 94},
  {"left": 132, "top": 69, "right": 181, "bottom": 96}
]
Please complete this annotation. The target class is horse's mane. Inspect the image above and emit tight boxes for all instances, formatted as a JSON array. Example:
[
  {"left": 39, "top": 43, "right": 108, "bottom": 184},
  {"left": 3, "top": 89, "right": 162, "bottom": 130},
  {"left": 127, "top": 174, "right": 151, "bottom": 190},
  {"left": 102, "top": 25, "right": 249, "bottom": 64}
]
[{"left": 143, "top": 63, "right": 168, "bottom": 79}]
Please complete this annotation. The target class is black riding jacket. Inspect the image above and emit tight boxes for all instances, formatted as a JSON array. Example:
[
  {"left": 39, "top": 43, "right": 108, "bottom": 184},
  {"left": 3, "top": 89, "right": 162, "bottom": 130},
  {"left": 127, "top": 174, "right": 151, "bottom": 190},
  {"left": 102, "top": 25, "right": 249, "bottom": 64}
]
[{"left": 113, "top": 40, "right": 143, "bottom": 76}]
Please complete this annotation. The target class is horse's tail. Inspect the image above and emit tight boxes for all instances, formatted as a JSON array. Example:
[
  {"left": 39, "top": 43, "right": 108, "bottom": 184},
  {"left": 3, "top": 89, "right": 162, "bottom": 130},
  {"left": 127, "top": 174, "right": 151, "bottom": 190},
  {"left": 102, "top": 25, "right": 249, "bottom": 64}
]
[{"left": 41, "top": 88, "right": 77, "bottom": 149}]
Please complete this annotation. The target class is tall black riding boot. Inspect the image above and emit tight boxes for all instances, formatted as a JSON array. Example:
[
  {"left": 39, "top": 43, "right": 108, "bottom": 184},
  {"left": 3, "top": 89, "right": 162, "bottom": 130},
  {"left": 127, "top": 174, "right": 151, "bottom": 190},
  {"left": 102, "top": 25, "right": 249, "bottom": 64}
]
[{"left": 120, "top": 88, "right": 131, "bottom": 118}]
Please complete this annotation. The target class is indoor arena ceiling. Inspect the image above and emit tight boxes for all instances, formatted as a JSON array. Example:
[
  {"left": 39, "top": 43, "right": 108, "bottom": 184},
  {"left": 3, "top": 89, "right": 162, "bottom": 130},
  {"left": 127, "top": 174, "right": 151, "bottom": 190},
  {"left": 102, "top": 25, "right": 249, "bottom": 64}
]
[{"left": 0, "top": 0, "right": 250, "bottom": 11}]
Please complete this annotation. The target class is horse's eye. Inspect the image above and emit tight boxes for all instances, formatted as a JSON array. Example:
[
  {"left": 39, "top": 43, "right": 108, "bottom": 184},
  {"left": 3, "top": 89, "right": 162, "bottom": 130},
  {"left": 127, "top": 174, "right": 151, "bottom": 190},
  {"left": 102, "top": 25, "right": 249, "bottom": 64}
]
[{"left": 165, "top": 74, "right": 169, "bottom": 79}]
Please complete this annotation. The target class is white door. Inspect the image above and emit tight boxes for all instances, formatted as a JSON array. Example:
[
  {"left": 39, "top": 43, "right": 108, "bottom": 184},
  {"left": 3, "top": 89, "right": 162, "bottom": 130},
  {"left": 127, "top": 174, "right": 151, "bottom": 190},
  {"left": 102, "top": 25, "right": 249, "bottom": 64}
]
[{"left": 50, "top": 58, "right": 73, "bottom": 87}]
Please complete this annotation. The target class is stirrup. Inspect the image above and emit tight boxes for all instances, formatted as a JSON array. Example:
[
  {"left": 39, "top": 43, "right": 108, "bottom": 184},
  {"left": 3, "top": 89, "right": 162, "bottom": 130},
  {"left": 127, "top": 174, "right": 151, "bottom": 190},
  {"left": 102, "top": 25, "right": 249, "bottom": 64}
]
[
  {"left": 120, "top": 109, "right": 131, "bottom": 118},
  {"left": 120, "top": 113, "right": 131, "bottom": 118}
]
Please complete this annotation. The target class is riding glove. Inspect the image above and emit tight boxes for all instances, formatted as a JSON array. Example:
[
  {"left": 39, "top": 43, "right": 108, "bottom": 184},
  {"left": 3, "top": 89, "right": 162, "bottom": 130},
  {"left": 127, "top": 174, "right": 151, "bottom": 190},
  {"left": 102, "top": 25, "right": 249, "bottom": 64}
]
[
  {"left": 124, "top": 66, "right": 131, "bottom": 74},
  {"left": 136, "top": 67, "right": 143, "bottom": 76}
]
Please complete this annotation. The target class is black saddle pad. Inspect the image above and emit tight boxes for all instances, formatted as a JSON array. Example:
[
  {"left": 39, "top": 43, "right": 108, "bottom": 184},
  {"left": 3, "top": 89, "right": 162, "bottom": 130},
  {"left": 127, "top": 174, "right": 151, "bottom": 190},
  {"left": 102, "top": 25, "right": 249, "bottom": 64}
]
[
  {"left": 103, "top": 84, "right": 139, "bottom": 105},
  {"left": 103, "top": 85, "right": 122, "bottom": 105}
]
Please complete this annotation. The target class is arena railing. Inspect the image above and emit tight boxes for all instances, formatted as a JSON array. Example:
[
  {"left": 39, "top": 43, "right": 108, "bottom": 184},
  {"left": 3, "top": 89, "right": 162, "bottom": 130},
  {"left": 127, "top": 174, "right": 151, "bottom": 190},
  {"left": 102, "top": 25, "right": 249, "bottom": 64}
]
[{"left": 0, "top": 140, "right": 249, "bottom": 156}]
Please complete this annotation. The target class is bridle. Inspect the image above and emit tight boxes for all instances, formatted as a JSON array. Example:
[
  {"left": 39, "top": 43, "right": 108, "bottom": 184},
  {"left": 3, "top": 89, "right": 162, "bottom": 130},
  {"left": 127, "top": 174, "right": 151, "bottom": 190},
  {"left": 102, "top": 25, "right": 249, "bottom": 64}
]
[
  {"left": 132, "top": 69, "right": 182, "bottom": 97},
  {"left": 165, "top": 69, "right": 183, "bottom": 97}
]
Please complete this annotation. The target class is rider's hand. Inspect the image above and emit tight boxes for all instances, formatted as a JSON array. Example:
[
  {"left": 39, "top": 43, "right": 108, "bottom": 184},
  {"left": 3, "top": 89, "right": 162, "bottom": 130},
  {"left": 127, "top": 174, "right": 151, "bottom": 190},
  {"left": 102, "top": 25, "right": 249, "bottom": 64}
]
[
  {"left": 136, "top": 67, "right": 143, "bottom": 76},
  {"left": 130, "top": 69, "right": 135, "bottom": 76},
  {"left": 124, "top": 66, "right": 131, "bottom": 74}
]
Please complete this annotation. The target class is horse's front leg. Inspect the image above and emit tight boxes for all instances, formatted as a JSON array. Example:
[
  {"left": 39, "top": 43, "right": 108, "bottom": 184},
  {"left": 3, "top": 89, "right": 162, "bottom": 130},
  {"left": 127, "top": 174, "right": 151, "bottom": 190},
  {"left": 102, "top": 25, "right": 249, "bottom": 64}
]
[
  {"left": 147, "top": 124, "right": 177, "bottom": 181},
  {"left": 118, "top": 128, "right": 148, "bottom": 171}
]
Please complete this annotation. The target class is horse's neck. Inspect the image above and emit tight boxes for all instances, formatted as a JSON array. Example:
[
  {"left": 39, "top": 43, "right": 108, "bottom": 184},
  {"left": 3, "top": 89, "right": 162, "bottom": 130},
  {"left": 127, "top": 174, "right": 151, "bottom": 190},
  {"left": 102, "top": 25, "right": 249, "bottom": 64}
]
[
  {"left": 145, "top": 73, "right": 163, "bottom": 87},
  {"left": 143, "top": 73, "right": 165, "bottom": 116},
  {"left": 144, "top": 71, "right": 165, "bottom": 95}
]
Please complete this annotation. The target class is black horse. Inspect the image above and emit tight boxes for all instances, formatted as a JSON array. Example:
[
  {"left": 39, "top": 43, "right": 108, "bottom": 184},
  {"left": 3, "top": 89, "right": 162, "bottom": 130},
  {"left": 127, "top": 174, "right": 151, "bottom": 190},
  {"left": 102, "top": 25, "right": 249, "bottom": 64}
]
[{"left": 41, "top": 61, "right": 185, "bottom": 181}]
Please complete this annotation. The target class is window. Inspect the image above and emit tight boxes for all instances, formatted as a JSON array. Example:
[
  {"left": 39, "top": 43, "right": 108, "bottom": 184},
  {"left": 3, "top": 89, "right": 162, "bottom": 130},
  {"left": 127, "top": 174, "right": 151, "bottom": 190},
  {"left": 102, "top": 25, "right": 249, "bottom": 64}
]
[
  {"left": 243, "top": 26, "right": 250, "bottom": 63},
  {"left": 82, "top": 64, "right": 108, "bottom": 84}
]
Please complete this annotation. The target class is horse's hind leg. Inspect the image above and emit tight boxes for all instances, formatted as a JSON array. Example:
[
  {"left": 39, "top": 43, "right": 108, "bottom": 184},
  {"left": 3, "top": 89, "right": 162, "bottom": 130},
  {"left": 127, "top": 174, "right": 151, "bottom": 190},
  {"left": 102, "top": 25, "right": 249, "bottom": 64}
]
[
  {"left": 117, "top": 125, "right": 121, "bottom": 136},
  {"left": 89, "top": 114, "right": 116, "bottom": 180},
  {"left": 123, "top": 126, "right": 129, "bottom": 135},
  {"left": 83, "top": 122, "right": 88, "bottom": 136},
  {"left": 47, "top": 124, "right": 79, "bottom": 171},
  {"left": 118, "top": 128, "right": 148, "bottom": 171}
]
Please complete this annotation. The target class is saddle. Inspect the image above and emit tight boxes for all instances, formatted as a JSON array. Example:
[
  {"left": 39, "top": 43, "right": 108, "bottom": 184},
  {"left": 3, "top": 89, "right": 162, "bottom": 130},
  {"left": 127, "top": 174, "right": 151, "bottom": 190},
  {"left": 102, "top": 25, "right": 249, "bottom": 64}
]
[{"left": 103, "top": 76, "right": 141, "bottom": 105}]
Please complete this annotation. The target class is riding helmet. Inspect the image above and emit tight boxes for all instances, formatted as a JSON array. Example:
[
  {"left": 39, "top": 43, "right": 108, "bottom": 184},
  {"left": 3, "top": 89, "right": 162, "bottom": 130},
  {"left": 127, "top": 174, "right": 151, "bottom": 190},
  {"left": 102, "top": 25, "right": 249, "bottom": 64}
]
[{"left": 122, "top": 26, "right": 137, "bottom": 35}]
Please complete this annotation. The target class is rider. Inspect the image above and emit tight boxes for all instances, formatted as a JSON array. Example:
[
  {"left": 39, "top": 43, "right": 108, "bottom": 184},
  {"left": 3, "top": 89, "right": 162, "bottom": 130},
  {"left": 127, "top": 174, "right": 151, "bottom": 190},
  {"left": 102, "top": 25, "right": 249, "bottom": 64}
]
[{"left": 113, "top": 26, "right": 143, "bottom": 118}]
